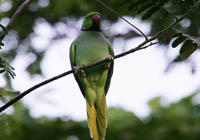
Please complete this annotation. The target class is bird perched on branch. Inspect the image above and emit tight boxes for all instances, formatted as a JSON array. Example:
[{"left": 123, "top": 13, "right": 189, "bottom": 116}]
[{"left": 69, "top": 12, "right": 114, "bottom": 140}]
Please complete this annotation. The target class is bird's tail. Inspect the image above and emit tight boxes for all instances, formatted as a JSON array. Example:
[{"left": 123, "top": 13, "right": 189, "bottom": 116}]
[{"left": 86, "top": 94, "right": 107, "bottom": 140}]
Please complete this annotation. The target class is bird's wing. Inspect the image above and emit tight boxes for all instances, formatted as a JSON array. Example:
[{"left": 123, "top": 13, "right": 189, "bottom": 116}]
[
  {"left": 70, "top": 43, "right": 86, "bottom": 97},
  {"left": 104, "top": 43, "right": 114, "bottom": 95}
]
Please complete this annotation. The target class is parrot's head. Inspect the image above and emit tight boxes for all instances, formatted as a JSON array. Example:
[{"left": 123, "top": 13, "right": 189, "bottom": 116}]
[{"left": 81, "top": 12, "right": 101, "bottom": 32}]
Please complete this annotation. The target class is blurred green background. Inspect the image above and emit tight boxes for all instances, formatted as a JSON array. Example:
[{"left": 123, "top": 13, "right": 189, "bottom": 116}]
[
  {"left": 1, "top": 0, "right": 200, "bottom": 139},
  {"left": 1, "top": 91, "right": 200, "bottom": 140}
]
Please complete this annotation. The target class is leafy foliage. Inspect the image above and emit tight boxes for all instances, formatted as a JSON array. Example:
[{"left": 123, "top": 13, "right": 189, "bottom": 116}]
[
  {"left": 0, "top": 24, "right": 8, "bottom": 35},
  {"left": 0, "top": 24, "right": 8, "bottom": 48},
  {"left": 0, "top": 22, "right": 15, "bottom": 78},
  {"left": 121, "top": 0, "right": 200, "bottom": 67},
  {"left": 171, "top": 32, "right": 199, "bottom": 62},
  {"left": 121, "top": 0, "right": 170, "bottom": 19},
  {"left": 0, "top": 56, "right": 15, "bottom": 79},
  {"left": 0, "top": 2, "right": 200, "bottom": 139},
  {"left": 1, "top": 91, "right": 200, "bottom": 140}
]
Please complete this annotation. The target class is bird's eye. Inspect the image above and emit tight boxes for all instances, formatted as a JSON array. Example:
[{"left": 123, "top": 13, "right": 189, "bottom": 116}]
[{"left": 86, "top": 16, "right": 89, "bottom": 19}]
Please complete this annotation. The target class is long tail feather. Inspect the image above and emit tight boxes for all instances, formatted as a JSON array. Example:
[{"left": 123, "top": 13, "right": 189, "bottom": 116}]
[{"left": 87, "top": 94, "right": 107, "bottom": 140}]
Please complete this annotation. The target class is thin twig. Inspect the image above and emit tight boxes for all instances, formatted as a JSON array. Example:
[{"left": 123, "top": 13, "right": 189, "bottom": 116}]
[
  {"left": 0, "top": 0, "right": 33, "bottom": 41},
  {"left": 95, "top": 0, "right": 148, "bottom": 41},
  {"left": 0, "top": 70, "right": 74, "bottom": 112},
  {"left": 0, "top": 0, "right": 200, "bottom": 113}
]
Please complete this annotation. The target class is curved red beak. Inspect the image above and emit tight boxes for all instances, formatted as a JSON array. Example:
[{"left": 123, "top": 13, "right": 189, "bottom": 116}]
[{"left": 92, "top": 15, "right": 100, "bottom": 24}]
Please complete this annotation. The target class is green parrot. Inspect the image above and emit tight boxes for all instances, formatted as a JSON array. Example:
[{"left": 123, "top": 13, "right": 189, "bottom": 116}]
[{"left": 69, "top": 12, "right": 114, "bottom": 140}]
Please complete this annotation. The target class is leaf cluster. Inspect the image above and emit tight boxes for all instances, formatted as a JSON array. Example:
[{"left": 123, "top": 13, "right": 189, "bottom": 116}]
[
  {"left": 0, "top": 56, "right": 15, "bottom": 79},
  {"left": 172, "top": 32, "right": 199, "bottom": 62},
  {"left": 0, "top": 23, "right": 15, "bottom": 78},
  {"left": 121, "top": 0, "right": 196, "bottom": 20},
  {"left": 121, "top": 0, "right": 169, "bottom": 20},
  {"left": 120, "top": 0, "right": 200, "bottom": 69}
]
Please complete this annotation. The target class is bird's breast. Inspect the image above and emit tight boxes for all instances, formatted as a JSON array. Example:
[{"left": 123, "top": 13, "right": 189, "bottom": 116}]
[{"left": 75, "top": 34, "right": 109, "bottom": 66}]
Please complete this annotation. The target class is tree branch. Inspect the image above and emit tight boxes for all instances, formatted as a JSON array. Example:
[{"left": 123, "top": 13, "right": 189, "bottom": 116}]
[
  {"left": 0, "top": 0, "right": 33, "bottom": 41},
  {"left": 0, "top": 0, "right": 200, "bottom": 113},
  {"left": 0, "top": 41, "right": 157, "bottom": 113}
]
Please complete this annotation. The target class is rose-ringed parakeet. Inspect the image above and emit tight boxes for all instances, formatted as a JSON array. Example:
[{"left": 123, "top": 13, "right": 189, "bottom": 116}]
[{"left": 69, "top": 12, "right": 114, "bottom": 140}]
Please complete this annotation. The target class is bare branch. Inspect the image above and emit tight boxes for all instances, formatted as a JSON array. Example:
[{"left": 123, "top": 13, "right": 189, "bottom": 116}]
[
  {"left": 0, "top": 0, "right": 33, "bottom": 41},
  {"left": 0, "top": 40, "right": 157, "bottom": 113},
  {"left": 0, "top": 69, "right": 74, "bottom": 113},
  {"left": 95, "top": 0, "right": 148, "bottom": 41},
  {"left": 0, "top": 0, "right": 200, "bottom": 113}
]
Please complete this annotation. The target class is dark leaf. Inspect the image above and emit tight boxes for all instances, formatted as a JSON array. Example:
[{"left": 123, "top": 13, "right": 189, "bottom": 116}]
[
  {"left": 172, "top": 32, "right": 183, "bottom": 38},
  {"left": 188, "top": 0, "right": 195, "bottom": 5},
  {"left": 180, "top": 42, "right": 198, "bottom": 59},
  {"left": 172, "top": 35, "right": 187, "bottom": 48},
  {"left": 120, "top": 0, "right": 131, "bottom": 6},
  {"left": 0, "top": 41, "right": 4, "bottom": 48},
  {"left": 8, "top": 67, "right": 16, "bottom": 76},
  {"left": 137, "top": 3, "right": 154, "bottom": 14},
  {"left": 0, "top": 69, "right": 5, "bottom": 74},
  {"left": 7, "top": 70, "right": 15, "bottom": 79},
  {"left": 174, "top": 42, "right": 198, "bottom": 62},
  {"left": 26, "top": 61, "right": 41, "bottom": 75},
  {"left": 179, "top": 39, "right": 193, "bottom": 55},
  {"left": 0, "top": 24, "right": 8, "bottom": 35},
  {"left": 8, "top": 64, "right": 15, "bottom": 70},
  {"left": 0, "top": 56, "right": 16, "bottom": 78},
  {"left": 158, "top": 0, "right": 169, "bottom": 6},
  {"left": 142, "top": 5, "right": 160, "bottom": 20},
  {"left": 128, "top": 0, "right": 146, "bottom": 11}
]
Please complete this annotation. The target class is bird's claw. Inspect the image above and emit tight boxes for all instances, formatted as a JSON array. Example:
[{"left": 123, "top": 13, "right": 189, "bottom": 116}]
[
  {"left": 106, "top": 55, "right": 114, "bottom": 62},
  {"left": 74, "top": 66, "right": 86, "bottom": 77},
  {"left": 74, "top": 66, "right": 82, "bottom": 73}
]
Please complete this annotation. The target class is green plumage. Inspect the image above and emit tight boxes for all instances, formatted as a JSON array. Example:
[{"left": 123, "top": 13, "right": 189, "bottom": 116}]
[{"left": 69, "top": 12, "right": 114, "bottom": 140}]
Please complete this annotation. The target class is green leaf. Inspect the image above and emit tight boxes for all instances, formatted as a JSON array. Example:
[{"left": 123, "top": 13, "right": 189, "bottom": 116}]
[
  {"left": 0, "top": 41, "right": 4, "bottom": 49},
  {"left": 148, "top": 96, "right": 161, "bottom": 110},
  {"left": 128, "top": 0, "right": 146, "bottom": 11},
  {"left": 7, "top": 70, "right": 15, "bottom": 79},
  {"left": 180, "top": 42, "right": 198, "bottom": 59},
  {"left": 174, "top": 41, "right": 199, "bottom": 62},
  {"left": 172, "top": 32, "right": 182, "bottom": 38},
  {"left": 0, "top": 69, "right": 5, "bottom": 74},
  {"left": 158, "top": 0, "right": 169, "bottom": 6},
  {"left": 120, "top": 0, "right": 130, "bottom": 6},
  {"left": 26, "top": 61, "right": 41, "bottom": 75},
  {"left": 0, "top": 24, "right": 8, "bottom": 35},
  {"left": 142, "top": 5, "right": 160, "bottom": 20},
  {"left": 0, "top": 56, "right": 16, "bottom": 78},
  {"left": 172, "top": 35, "right": 187, "bottom": 48},
  {"left": 137, "top": 3, "right": 154, "bottom": 14},
  {"left": 179, "top": 39, "right": 193, "bottom": 55}
]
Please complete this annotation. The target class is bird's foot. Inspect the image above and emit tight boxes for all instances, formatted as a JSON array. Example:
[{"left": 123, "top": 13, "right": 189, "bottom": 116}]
[
  {"left": 106, "top": 55, "right": 114, "bottom": 62},
  {"left": 73, "top": 66, "right": 86, "bottom": 77},
  {"left": 105, "top": 55, "right": 114, "bottom": 69},
  {"left": 74, "top": 66, "right": 82, "bottom": 73}
]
